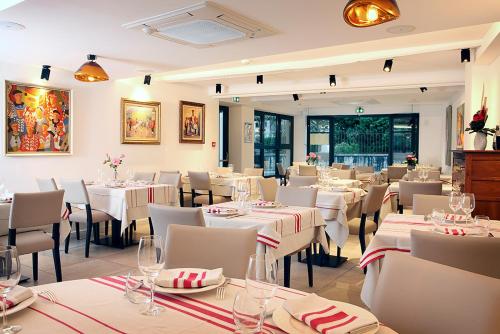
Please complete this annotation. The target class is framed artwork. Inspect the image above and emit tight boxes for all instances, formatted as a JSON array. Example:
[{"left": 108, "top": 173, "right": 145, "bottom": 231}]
[
  {"left": 121, "top": 98, "right": 161, "bottom": 144},
  {"left": 179, "top": 100, "right": 205, "bottom": 144},
  {"left": 244, "top": 122, "right": 253, "bottom": 143},
  {"left": 456, "top": 103, "right": 465, "bottom": 149},
  {"left": 5, "top": 81, "right": 72, "bottom": 156}
]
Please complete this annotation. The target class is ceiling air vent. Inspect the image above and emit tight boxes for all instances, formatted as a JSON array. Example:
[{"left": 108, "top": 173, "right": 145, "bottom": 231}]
[{"left": 122, "top": 1, "right": 275, "bottom": 48}]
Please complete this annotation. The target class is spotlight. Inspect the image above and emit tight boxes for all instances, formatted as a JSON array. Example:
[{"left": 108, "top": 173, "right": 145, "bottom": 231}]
[
  {"left": 383, "top": 59, "right": 393, "bottom": 72},
  {"left": 292, "top": 94, "right": 299, "bottom": 101},
  {"left": 143, "top": 74, "right": 151, "bottom": 85},
  {"left": 256, "top": 75, "right": 263, "bottom": 84},
  {"left": 329, "top": 74, "right": 337, "bottom": 87},
  {"left": 215, "top": 83, "right": 222, "bottom": 94},
  {"left": 461, "top": 48, "right": 470, "bottom": 63},
  {"left": 41, "top": 65, "right": 51, "bottom": 80},
  {"left": 420, "top": 87, "right": 427, "bottom": 93}
]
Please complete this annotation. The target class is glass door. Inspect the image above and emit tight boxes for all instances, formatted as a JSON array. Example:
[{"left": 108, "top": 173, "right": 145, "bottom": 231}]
[{"left": 392, "top": 115, "right": 419, "bottom": 164}]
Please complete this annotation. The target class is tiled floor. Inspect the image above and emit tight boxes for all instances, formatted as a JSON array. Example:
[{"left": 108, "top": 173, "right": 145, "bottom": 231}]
[{"left": 20, "top": 220, "right": 369, "bottom": 308}]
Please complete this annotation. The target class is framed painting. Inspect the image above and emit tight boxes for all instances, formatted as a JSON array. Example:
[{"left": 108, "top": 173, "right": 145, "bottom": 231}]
[
  {"left": 179, "top": 100, "right": 205, "bottom": 144},
  {"left": 244, "top": 122, "right": 253, "bottom": 143},
  {"left": 5, "top": 81, "right": 72, "bottom": 156},
  {"left": 456, "top": 103, "right": 465, "bottom": 149},
  {"left": 121, "top": 98, "right": 161, "bottom": 144}
]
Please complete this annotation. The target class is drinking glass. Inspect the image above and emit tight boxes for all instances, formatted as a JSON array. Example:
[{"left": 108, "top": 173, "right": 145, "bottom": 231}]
[
  {"left": 124, "top": 273, "right": 150, "bottom": 304},
  {"left": 461, "top": 193, "right": 475, "bottom": 225},
  {"left": 237, "top": 180, "right": 249, "bottom": 209},
  {"left": 245, "top": 254, "right": 277, "bottom": 333},
  {"left": 430, "top": 208, "right": 445, "bottom": 227},
  {"left": 422, "top": 168, "right": 429, "bottom": 182},
  {"left": 138, "top": 236, "right": 165, "bottom": 316},
  {"left": 0, "top": 246, "right": 21, "bottom": 333},
  {"left": 233, "top": 290, "right": 261, "bottom": 333},
  {"left": 448, "top": 192, "right": 462, "bottom": 226},
  {"left": 418, "top": 168, "right": 424, "bottom": 182},
  {"left": 474, "top": 215, "right": 491, "bottom": 235},
  {"left": 126, "top": 168, "right": 134, "bottom": 183}
]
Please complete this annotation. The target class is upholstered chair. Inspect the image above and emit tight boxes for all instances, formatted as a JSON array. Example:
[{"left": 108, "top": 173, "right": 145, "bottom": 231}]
[
  {"left": 148, "top": 204, "right": 204, "bottom": 243},
  {"left": 257, "top": 178, "right": 278, "bottom": 202},
  {"left": 243, "top": 168, "right": 263, "bottom": 176},
  {"left": 398, "top": 180, "right": 442, "bottom": 213},
  {"left": 387, "top": 166, "right": 407, "bottom": 183},
  {"left": 132, "top": 172, "right": 156, "bottom": 182},
  {"left": 188, "top": 171, "right": 229, "bottom": 206},
  {"left": 158, "top": 171, "right": 191, "bottom": 207},
  {"left": 298, "top": 165, "right": 317, "bottom": 176},
  {"left": 288, "top": 176, "right": 318, "bottom": 187}
]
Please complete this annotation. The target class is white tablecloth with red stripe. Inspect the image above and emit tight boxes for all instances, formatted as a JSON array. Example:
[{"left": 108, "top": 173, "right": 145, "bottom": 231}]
[
  {"left": 13, "top": 276, "right": 396, "bottom": 333},
  {"left": 203, "top": 202, "right": 329, "bottom": 263},
  {"left": 86, "top": 184, "right": 178, "bottom": 234},
  {"left": 182, "top": 175, "right": 262, "bottom": 200},
  {"left": 360, "top": 214, "right": 500, "bottom": 308}
]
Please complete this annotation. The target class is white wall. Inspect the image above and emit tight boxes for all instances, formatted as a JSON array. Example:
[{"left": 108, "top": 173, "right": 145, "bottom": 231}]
[
  {"left": 228, "top": 104, "right": 254, "bottom": 172},
  {"left": 0, "top": 62, "right": 219, "bottom": 192}
]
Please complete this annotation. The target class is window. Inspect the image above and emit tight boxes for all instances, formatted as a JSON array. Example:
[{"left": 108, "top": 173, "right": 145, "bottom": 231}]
[
  {"left": 254, "top": 111, "right": 294, "bottom": 177},
  {"left": 307, "top": 114, "right": 419, "bottom": 171}
]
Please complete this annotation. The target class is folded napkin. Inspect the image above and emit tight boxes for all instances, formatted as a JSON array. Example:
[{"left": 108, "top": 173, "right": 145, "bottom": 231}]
[
  {"left": 283, "top": 294, "right": 378, "bottom": 334},
  {"left": 0, "top": 286, "right": 33, "bottom": 310},
  {"left": 205, "top": 207, "right": 236, "bottom": 214},
  {"left": 253, "top": 201, "right": 276, "bottom": 207},
  {"left": 444, "top": 213, "right": 466, "bottom": 221},
  {"left": 157, "top": 268, "right": 223, "bottom": 289},
  {"left": 435, "top": 226, "right": 484, "bottom": 236}
]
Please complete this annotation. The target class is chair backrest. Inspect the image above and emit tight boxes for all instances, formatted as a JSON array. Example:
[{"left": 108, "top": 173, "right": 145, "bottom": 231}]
[
  {"left": 331, "top": 163, "right": 343, "bottom": 169},
  {"left": 9, "top": 190, "right": 65, "bottom": 229},
  {"left": 276, "top": 163, "right": 287, "bottom": 176},
  {"left": 298, "top": 165, "right": 317, "bottom": 176},
  {"left": 399, "top": 180, "right": 442, "bottom": 207},
  {"left": 165, "top": 224, "right": 257, "bottom": 279},
  {"left": 331, "top": 169, "right": 355, "bottom": 180},
  {"left": 288, "top": 176, "right": 318, "bottom": 187},
  {"left": 410, "top": 230, "right": 500, "bottom": 279},
  {"left": 371, "top": 251, "right": 500, "bottom": 334},
  {"left": 243, "top": 168, "right": 263, "bottom": 176},
  {"left": 148, "top": 204, "right": 204, "bottom": 242},
  {"left": 387, "top": 166, "right": 407, "bottom": 181},
  {"left": 59, "top": 179, "right": 90, "bottom": 204},
  {"left": 215, "top": 167, "right": 233, "bottom": 175},
  {"left": 405, "top": 170, "right": 419, "bottom": 181},
  {"left": 362, "top": 183, "right": 389, "bottom": 215},
  {"left": 355, "top": 166, "right": 374, "bottom": 173},
  {"left": 133, "top": 172, "right": 156, "bottom": 182},
  {"left": 188, "top": 171, "right": 211, "bottom": 191},
  {"left": 257, "top": 178, "right": 278, "bottom": 201},
  {"left": 426, "top": 170, "right": 441, "bottom": 181},
  {"left": 276, "top": 186, "right": 318, "bottom": 207},
  {"left": 412, "top": 194, "right": 452, "bottom": 215},
  {"left": 158, "top": 171, "right": 182, "bottom": 188},
  {"left": 36, "top": 178, "right": 58, "bottom": 192}
]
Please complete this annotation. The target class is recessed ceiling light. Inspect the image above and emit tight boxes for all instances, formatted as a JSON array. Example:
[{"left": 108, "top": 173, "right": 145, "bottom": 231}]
[
  {"left": 386, "top": 25, "right": 415, "bottom": 34},
  {"left": 0, "top": 21, "right": 25, "bottom": 31}
]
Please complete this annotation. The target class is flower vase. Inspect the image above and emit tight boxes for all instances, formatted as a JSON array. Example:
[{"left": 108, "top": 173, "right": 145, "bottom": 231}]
[
  {"left": 113, "top": 170, "right": 118, "bottom": 181},
  {"left": 407, "top": 164, "right": 416, "bottom": 171},
  {"left": 473, "top": 132, "right": 487, "bottom": 150}
]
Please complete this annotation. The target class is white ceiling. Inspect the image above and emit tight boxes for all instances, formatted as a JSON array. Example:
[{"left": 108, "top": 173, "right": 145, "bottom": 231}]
[{"left": 1, "top": 0, "right": 500, "bottom": 79}]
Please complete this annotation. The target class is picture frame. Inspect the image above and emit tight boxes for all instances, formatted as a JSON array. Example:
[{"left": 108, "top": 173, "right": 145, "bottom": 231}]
[
  {"left": 5, "top": 80, "right": 72, "bottom": 156},
  {"left": 121, "top": 98, "right": 161, "bottom": 145},
  {"left": 456, "top": 103, "right": 465, "bottom": 149},
  {"left": 179, "top": 100, "right": 205, "bottom": 144},
  {"left": 244, "top": 122, "right": 253, "bottom": 143}
]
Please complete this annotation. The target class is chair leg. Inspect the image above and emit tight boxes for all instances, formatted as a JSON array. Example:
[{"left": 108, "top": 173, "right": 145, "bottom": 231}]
[
  {"left": 336, "top": 247, "right": 342, "bottom": 267},
  {"left": 52, "top": 246, "right": 62, "bottom": 282},
  {"left": 284, "top": 255, "right": 291, "bottom": 288},
  {"left": 297, "top": 251, "right": 302, "bottom": 262},
  {"left": 65, "top": 221, "right": 72, "bottom": 254},
  {"left": 93, "top": 223, "right": 100, "bottom": 244},
  {"left": 398, "top": 205, "right": 403, "bottom": 214},
  {"left": 32, "top": 252, "right": 38, "bottom": 281},
  {"left": 75, "top": 222, "right": 80, "bottom": 240},
  {"left": 128, "top": 227, "right": 133, "bottom": 245},
  {"left": 148, "top": 217, "right": 155, "bottom": 235},
  {"left": 105, "top": 221, "right": 109, "bottom": 236},
  {"left": 306, "top": 247, "right": 313, "bottom": 288},
  {"left": 85, "top": 220, "right": 92, "bottom": 258},
  {"left": 131, "top": 220, "right": 137, "bottom": 231}
]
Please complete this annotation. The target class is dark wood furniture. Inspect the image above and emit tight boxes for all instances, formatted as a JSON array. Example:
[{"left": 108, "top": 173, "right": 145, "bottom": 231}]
[{"left": 453, "top": 150, "right": 500, "bottom": 220}]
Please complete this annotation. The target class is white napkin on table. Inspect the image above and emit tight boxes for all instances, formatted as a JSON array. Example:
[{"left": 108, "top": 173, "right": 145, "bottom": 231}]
[
  {"left": 157, "top": 268, "right": 223, "bottom": 289},
  {"left": 0, "top": 286, "right": 33, "bottom": 310},
  {"left": 435, "top": 226, "right": 485, "bottom": 236},
  {"left": 283, "top": 294, "right": 378, "bottom": 334}
]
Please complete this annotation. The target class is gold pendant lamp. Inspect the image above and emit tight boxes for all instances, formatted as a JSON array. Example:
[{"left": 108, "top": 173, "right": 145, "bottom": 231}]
[
  {"left": 74, "top": 54, "right": 109, "bottom": 82},
  {"left": 343, "top": 0, "right": 400, "bottom": 27}
]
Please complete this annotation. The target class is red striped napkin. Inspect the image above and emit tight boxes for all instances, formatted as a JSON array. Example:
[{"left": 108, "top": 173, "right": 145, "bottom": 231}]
[
  {"left": 205, "top": 208, "right": 237, "bottom": 215},
  {"left": 435, "top": 226, "right": 485, "bottom": 236},
  {"left": 253, "top": 201, "right": 277, "bottom": 207},
  {"left": 444, "top": 213, "right": 466, "bottom": 222},
  {"left": 283, "top": 294, "right": 378, "bottom": 334},
  {"left": 0, "top": 286, "right": 33, "bottom": 310},
  {"left": 156, "top": 268, "right": 223, "bottom": 289}
]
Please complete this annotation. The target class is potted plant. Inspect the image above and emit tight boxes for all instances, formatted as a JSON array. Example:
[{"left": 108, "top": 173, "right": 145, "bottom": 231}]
[
  {"left": 305, "top": 152, "right": 319, "bottom": 165},
  {"left": 404, "top": 153, "right": 417, "bottom": 170},
  {"left": 103, "top": 153, "right": 125, "bottom": 180},
  {"left": 465, "top": 94, "right": 495, "bottom": 150}
]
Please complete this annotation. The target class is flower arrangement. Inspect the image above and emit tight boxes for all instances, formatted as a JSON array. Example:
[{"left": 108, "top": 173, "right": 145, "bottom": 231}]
[
  {"left": 103, "top": 153, "right": 125, "bottom": 180},
  {"left": 465, "top": 96, "right": 495, "bottom": 136},
  {"left": 404, "top": 153, "right": 417, "bottom": 166},
  {"left": 305, "top": 152, "right": 320, "bottom": 165}
]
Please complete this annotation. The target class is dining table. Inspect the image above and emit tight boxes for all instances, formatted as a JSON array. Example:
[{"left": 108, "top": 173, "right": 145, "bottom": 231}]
[
  {"left": 182, "top": 174, "right": 262, "bottom": 200},
  {"left": 11, "top": 276, "right": 397, "bottom": 333},
  {"left": 359, "top": 213, "right": 500, "bottom": 308}
]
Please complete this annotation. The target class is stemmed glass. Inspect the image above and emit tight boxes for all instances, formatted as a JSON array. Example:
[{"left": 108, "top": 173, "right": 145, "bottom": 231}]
[
  {"left": 138, "top": 236, "right": 165, "bottom": 316},
  {"left": 448, "top": 192, "right": 462, "bottom": 226},
  {"left": 461, "top": 193, "right": 475, "bottom": 225},
  {"left": 0, "top": 246, "right": 21, "bottom": 333},
  {"left": 237, "top": 180, "right": 249, "bottom": 209},
  {"left": 245, "top": 254, "right": 277, "bottom": 334}
]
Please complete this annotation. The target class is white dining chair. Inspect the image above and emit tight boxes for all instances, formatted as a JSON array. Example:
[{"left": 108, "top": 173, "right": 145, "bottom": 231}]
[
  {"left": 215, "top": 167, "right": 233, "bottom": 175},
  {"left": 188, "top": 171, "right": 229, "bottom": 206},
  {"left": 158, "top": 171, "right": 191, "bottom": 207},
  {"left": 412, "top": 194, "right": 453, "bottom": 215},
  {"left": 148, "top": 204, "right": 204, "bottom": 243},
  {"left": 398, "top": 180, "right": 442, "bottom": 213},
  {"left": 132, "top": 172, "right": 156, "bottom": 182},
  {"left": 355, "top": 166, "right": 374, "bottom": 173},
  {"left": 288, "top": 176, "right": 318, "bottom": 187},
  {"left": 257, "top": 178, "right": 278, "bottom": 201},
  {"left": 331, "top": 169, "right": 355, "bottom": 180},
  {"left": 387, "top": 166, "right": 407, "bottom": 183},
  {"left": 36, "top": 178, "right": 58, "bottom": 192},
  {"left": 243, "top": 168, "right": 263, "bottom": 176}
]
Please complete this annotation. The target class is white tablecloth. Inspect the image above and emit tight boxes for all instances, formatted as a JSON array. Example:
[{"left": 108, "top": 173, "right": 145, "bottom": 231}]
[
  {"left": 360, "top": 214, "right": 500, "bottom": 308},
  {"left": 11, "top": 276, "right": 395, "bottom": 333},
  {"left": 182, "top": 175, "right": 262, "bottom": 199},
  {"left": 203, "top": 202, "right": 329, "bottom": 263},
  {"left": 86, "top": 184, "right": 178, "bottom": 234}
]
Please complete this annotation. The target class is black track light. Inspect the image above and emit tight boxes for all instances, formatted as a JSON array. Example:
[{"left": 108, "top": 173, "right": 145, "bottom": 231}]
[
  {"left": 41, "top": 65, "right": 51, "bottom": 80},
  {"left": 143, "top": 74, "right": 151, "bottom": 85},
  {"left": 461, "top": 48, "right": 470, "bottom": 63},
  {"left": 256, "top": 75, "right": 263, "bottom": 84},
  {"left": 215, "top": 83, "right": 222, "bottom": 94},
  {"left": 420, "top": 87, "right": 427, "bottom": 93},
  {"left": 383, "top": 59, "right": 393, "bottom": 72},
  {"left": 329, "top": 74, "right": 337, "bottom": 87},
  {"left": 292, "top": 94, "right": 299, "bottom": 101}
]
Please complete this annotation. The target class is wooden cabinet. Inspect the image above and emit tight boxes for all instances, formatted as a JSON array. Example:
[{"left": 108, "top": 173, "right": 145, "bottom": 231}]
[{"left": 453, "top": 150, "right": 500, "bottom": 220}]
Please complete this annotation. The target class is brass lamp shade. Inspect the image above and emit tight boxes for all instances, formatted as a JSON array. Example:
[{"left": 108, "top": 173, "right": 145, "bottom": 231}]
[
  {"left": 343, "top": 0, "right": 400, "bottom": 27},
  {"left": 74, "top": 54, "right": 109, "bottom": 82}
]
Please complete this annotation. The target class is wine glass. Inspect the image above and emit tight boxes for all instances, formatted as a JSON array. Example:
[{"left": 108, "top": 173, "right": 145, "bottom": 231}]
[
  {"left": 422, "top": 168, "right": 429, "bottom": 182},
  {"left": 461, "top": 193, "right": 475, "bottom": 225},
  {"left": 233, "top": 290, "right": 262, "bottom": 333},
  {"left": 138, "top": 236, "right": 165, "bottom": 316},
  {"left": 237, "top": 180, "right": 249, "bottom": 208},
  {"left": 126, "top": 168, "right": 134, "bottom": 183},
  {"left": 245, "top": 254, "right": 277, "bottom": 333},
  {"left": 448, "top": 192, "right": 462, "bottom": 226},
  {"left": 0, "top": 246, "right": 21, "bottom": 333}
]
